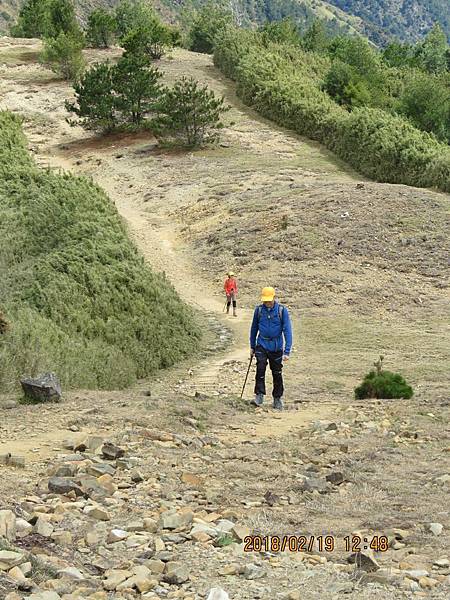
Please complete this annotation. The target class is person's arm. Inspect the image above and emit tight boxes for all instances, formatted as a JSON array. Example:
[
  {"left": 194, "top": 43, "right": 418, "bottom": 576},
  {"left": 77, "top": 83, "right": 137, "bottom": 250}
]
[
  {"left": 282, "top": 307, "right": 293, "bottom": 357},
  {"left": 250, "top": 308, "right": 258, "bottom": 353}
]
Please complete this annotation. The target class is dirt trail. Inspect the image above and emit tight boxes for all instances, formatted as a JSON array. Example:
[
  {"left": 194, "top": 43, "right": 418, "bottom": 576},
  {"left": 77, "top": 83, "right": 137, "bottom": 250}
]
[{"left": 0, "top": 41, "right": 340, "bottom": 464}]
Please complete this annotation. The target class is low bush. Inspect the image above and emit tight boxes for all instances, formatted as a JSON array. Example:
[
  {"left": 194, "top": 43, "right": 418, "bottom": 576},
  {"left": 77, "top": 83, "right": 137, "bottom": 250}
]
[
  {"left": 355, "top": 370, "right": 413, "bottom": 400},
  {"left": 0, "top": 112, "right": 201, "bottom": 392}
]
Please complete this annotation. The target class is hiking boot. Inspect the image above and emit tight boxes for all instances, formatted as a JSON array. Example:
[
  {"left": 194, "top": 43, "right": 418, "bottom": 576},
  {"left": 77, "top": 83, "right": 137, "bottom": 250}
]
[
  {"left": 272, "top": 397, "right": 283, "bottom": 411},
  {"left": 251, "top": 393, "right": 264, "bottom": 407}
]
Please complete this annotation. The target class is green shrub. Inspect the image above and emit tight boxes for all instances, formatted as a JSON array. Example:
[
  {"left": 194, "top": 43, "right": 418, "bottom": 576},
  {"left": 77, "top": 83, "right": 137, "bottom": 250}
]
[
  {"left": 10, "top": 0, "right": 51, "bottom": 37},
  {"left": 122, "top": 19, "right": 173, "bottom": 60},
  {"left": 115, "top": 0, "right": 153, "bottom": 40},
  {"left": 189, "top": 2, "right": 233, "bottom": 54},
  {"left": 0, "top": 112, "right": 201, "bottom": 392},
  {"left": 355, "top": 370, "right": 413, "bottom": 400},
  {"left": 153, "top": 76, "right": 229, "bottom": 147},
  {"left": 66, "top": 55, "right": 162, "bottom": 132},
  {"left": 397, "top": 70, "right": 450, "bottom": 143},
  {"left": 40, "top": 31, "right": 85, "bottom": 81},
  {"left": 213, "top": 27, "right": 450, "bottom": 193},
  {"left": 86, "top": 8, "right": 116, "bottom": 48},
  {"left": 114, "top": 53, "right": 162, "bottom": 124},
  {"left": 11, "top": 0, "right": 80, "bottom": 38},
  {"left": 66, "top": 62, "right": 117, "bottom": 132},
  {"left": 334, "top": 107, "right": 448, "bottom": 188}
]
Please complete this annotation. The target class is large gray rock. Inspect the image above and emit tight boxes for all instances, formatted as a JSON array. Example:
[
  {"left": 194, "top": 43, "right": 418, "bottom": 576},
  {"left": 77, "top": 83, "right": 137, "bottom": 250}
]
[
  {"left": 20, "top": 372, "right": 61, "bottom": 403},
  {"left": 48, "top": 477, "right": 84, "bottom": 497}
]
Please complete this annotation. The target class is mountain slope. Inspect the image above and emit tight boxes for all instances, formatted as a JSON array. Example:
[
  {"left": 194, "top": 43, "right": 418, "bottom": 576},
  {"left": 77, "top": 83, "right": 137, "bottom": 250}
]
[
  {"left": 327, "top": 0, "right": 450, "bottom": 42},
  {"left": 1, "top": 0, "right": 449, "bottom": 44}
]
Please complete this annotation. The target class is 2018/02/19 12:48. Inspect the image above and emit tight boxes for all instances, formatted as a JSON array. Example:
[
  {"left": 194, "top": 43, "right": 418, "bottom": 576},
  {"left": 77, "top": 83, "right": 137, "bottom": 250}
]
[{"left": 243, "top": 535, "right": 389, "bottom": 553}]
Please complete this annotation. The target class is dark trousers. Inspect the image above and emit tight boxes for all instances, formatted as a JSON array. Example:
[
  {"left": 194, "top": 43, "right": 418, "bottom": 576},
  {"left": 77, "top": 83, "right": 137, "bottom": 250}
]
[{"left": 254, "top": 345, "right": 284, "bottom": 398}]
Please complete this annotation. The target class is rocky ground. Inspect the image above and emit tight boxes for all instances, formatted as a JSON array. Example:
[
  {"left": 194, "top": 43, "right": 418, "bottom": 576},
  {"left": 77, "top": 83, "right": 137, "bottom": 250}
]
[{"left": 0, "top": 38, "right": 449, "bottom": 599}]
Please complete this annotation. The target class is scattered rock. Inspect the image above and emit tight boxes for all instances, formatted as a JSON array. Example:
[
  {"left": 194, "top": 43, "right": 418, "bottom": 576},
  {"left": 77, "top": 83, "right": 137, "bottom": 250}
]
[
  {"left": 84, "top": 506, "right": 110, "bottom": 521},
  {"left": 48, "top": 477, "right": 84, "bottom": 497},
  {"left": 433, "top": 558, "right": 450, "bottom": 568},
  {"left": 325, "top": 471, "right": 345, "bottom": 485},
  {"left": 107, "top": 529, "right": 129, "bottom": 543},
  {"left": 20, "top": 372, "right": 61, "bottom": 403},
  {"left": 207, "top": 588, "right": 230, "bottom": 600},
  {"left": 0, "top": 550, "right": 25, "bottom": 569},
  {"left": 0, "top": 510, "right": 16, "bottom": 541},
  {"left": 427, "top": 522, "right": 443, "bottom": 536},
  {"left": 348, "top": 551, "right": 379, "bottom": 572},
  {"left": 101, "top": 442, "right": 125, "bottom": 460},
  {"left": 163, "top": 561, "right": 190, "bottom": 584},
  {"left": 160, "top": 509, "right": 193, "bottom": 530},
  {"left": 243, "top": 564, "right": 265, "bottom": 579}
]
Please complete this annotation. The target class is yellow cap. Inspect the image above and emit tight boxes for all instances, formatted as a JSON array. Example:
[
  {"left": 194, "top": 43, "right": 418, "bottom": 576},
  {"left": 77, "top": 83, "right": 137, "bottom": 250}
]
[
  {"left": 227, "top": 271, "right": 235, "bottom": 276},
  {"left": 261, "top": 287, "right": 275, "bottom": 301}
]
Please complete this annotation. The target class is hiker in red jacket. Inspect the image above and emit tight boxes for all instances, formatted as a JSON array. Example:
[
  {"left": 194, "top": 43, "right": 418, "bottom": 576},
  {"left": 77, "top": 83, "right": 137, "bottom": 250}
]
[{"left": 224, "top": 271, "right": 238, "bottom": 316}]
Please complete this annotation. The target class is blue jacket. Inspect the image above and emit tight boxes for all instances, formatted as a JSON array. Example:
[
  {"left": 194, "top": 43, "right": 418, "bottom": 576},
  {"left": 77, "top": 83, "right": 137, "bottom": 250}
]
[{"left": 250, "top": 301, "right": 293, "bottom": 355}]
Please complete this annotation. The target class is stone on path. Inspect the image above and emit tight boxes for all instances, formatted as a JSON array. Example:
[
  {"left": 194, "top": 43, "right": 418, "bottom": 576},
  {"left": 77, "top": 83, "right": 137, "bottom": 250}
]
[
  {"left": 58, "top": 566, "right": 85, "bottom": 580},
  {"left": 84, "top": 506, "right": 110, "bottom": 521},
  {"left": 207, "top": 588, "right": 230, "bottom": 600},
  {"left": 163, "top": 561, "right": 190, "bottom": 584},
  {"left": 20, "top": 372, "right": 61, "bottom": 403},
  {"left": 348, "top": 551, "right": 379, "bottom": 572},
  {"left": 107, "top": 529, "right": 129, "bottom": 543},
  {"left": 0, "top": 509, "right": 16, "bottom": 541},
  {"left": 427, "top": 522, "right": 443, "bottom": 536},
  {"left": 28, "top": 592, "right": 62, "bottom": 600},
  {"left": 0, "top": 550, "right": 25, "bottom": 569},
  {"left": 102, "top": 442, "right": 125, "bottom": 460},
  {"left": 48, "top": 476, "right": 84, "bottom": 497}
]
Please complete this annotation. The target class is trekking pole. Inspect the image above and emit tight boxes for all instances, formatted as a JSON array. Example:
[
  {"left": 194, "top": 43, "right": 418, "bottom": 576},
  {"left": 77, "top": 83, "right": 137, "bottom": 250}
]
[
  {"left": 240, "top": 355, "right": 253, "bottom": 399},
  {"left": 222, "top": 300, "right": 227, "bottom": 313}
]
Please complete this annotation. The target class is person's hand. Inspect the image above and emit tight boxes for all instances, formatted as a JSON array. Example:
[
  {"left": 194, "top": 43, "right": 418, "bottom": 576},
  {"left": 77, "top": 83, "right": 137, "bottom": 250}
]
[
  {"left": 250, "top": 349, "right": 255, "bottom": 359},
  {"left": 283, "top": 355, "right": 289, "bottom": 362}
]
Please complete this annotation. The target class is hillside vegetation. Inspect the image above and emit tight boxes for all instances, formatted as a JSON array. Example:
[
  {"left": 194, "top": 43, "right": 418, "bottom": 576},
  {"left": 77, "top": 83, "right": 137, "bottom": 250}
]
[
  {"left": 2, "top": 0, "right": 450, "bottom": 43},
  {"left": 213, "top": 26, "right": 450, "bottom": 192},
  {"left": 328, "top": 0, "right": 450, "bottom": 42},
  {"left": 0, "top": 111, "right": 200, "bottom": 392}
]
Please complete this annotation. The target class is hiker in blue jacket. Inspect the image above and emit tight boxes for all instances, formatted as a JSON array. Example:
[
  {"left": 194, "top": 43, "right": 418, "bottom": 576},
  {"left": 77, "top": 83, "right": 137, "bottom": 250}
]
[{"left": 250, "top": 286, "right": 293, "bottom": 411}]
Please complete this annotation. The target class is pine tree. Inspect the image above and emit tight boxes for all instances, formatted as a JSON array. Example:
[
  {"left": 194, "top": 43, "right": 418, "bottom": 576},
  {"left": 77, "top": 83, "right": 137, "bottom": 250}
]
[
  {"left": 153, "top": 77, "right": 229, "bottom": 147},
  {"left": 41, "top": 31, "right": 85, "bottom": 81},
  {"left": 86, "top": 8, "right": 116, "bottom": 48},
  {"left": 65, "top": 62, "right": 117, "bottom": 132},
  {"left": 10, "top": 0, "right": 51, "bottom": 38},
  {"left": 113, "top": 54, "right": 162, "bottom": 124}
]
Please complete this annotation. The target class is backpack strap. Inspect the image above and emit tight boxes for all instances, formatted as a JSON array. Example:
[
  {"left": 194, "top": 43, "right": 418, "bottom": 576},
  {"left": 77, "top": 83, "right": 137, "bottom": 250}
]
[{"left": 257, "top": 304, "right": 284, "bottom": 323}]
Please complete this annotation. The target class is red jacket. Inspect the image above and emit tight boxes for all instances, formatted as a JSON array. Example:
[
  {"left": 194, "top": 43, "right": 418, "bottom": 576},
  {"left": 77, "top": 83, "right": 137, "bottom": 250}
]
[{"left": 224, "top": 277, "right": 238, "bottom": 295}]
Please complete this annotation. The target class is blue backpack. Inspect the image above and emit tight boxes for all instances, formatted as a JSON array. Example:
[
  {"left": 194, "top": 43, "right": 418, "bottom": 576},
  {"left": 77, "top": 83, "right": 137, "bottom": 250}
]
[{"left": 257, "top": 304, "right": 285, "bottom": 325}]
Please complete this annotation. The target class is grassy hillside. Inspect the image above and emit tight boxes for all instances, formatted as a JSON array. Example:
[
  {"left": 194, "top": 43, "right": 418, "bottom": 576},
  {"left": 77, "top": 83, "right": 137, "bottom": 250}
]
[
  {"left": 0, "top": 111, "right": 200, "bottom": 392},
  {"left": 2, "top": 0, "right": 449, "bottom": 43}
]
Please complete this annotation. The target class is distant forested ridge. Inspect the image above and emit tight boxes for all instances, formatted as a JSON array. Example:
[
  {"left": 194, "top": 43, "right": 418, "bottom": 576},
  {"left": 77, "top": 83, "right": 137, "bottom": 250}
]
[
  {"left": 2, "top": 0, "right": 449, "bottom": 43},
  {"left": 327, "top": 0, "right": 450, "bottom": 42}
]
